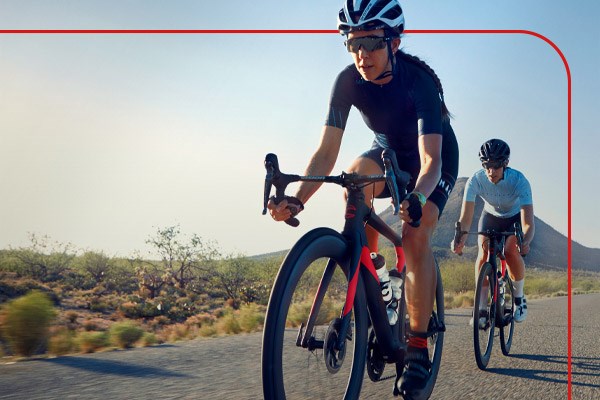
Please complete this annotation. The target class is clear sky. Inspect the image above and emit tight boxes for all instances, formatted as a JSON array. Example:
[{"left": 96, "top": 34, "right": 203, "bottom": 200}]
[{"left": 0, "top": 0, "right": 597, "bottom": 257}]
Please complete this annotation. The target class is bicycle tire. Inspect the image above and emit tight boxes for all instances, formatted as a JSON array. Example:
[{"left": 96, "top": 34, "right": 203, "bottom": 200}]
[
  {"left": 261, "top": 227, "right": 369, "bottom": 400},
  {"left": 473, "top": 262, "right": 495, "bottom": 370},
  {"left": 499, "top": 277, "right": 515, "bottom": 355},
  {"left": 394, "top": 260, "right": 444, "bottom": 400},
  {"left": 420, "top": 260, "right": 445, "bottom": 399}
]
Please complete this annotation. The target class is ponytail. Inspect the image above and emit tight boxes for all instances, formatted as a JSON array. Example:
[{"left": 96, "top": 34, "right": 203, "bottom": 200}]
[{"left": 397, "top": 50, "right": 451, "bottom": 121}]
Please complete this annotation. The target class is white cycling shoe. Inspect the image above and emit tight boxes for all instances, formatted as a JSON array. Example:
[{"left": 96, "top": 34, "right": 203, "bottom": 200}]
[
  {"left": 513, "top": 296, "right": 528, "bottom": 322},
  {"left": 469, "top": 310, "right": 489, "bottom": 329}
]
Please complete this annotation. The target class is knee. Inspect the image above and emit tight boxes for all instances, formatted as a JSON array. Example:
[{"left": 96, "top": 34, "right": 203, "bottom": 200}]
[
  {"left": 504, "top": 246, "right": 521, "bottom": 263},
  {"left": 403, "top": 221, "right": 434, "bottom": 252}
]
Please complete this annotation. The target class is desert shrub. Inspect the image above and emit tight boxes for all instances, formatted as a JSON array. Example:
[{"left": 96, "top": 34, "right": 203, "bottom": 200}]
[
  {"left": 66, "top": 311, "right": 79, "bottom": 324},
  {"left": 49, "top": 327, "right": 78, "bottom": 355},
  {"left": 440, "top": 259, "right": 473, "bottom": 294},
  {"left": 146, "top": 315, "right": 171, "bottom": 332},
  {"left": 526, "top": 273, "right": 566, "bottom": 296},
  {"left": 88, "top": 297, "right": 110, "bottom": 313},
  {"left": 119, "top": 300, "right": 162, "bottom": 319},
  {"left": 185, "top": 313, "right": 216, "bottom": 329},
  {"left": 198, "top": 324, "right": 217, "bottom": 338},
  {"left": 216, "top": 311, "right": 241, "bottom": 335},
  {"left": 287, "top": 297, "right": 337, "bottom": 328},
  {"left": 237, "top": 303, "right": 265, "bottom": 333},
  {"left": 446, "top": 292, "right": 474, "bottom": 309},
  {"left": 140, "top": 332, "right": 159, "bottom": 347},
  {"left": 83, "top": 319, "right": 101, "bottom": 332},
  {"left": 78, "top": 331, "right": 110, "bottom": 353},
  {"left": 109, "top": 321, "right": 144, "bottom": 349},
  {"left": 161, "top": 323, "right": 192, "bottom": 342},
  {"left": 0, "top": 291, "right": 56, "bottom": 356}
]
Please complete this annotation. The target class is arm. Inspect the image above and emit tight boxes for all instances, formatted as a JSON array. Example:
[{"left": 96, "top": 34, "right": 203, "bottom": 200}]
[
  {"left": 399, "top": 133, "right": 442, "bottom": 224},
  {"left": 519, "top": 204, "right": 535, "bottom": 255},
  {"left": 267, "top": 125, "right": 343, "bottom": 222},
  {"left": 413, "top": 133, "right": 442, "bottom": 197},
  {"left": 452, "top": 200, "right": 476, "bottom": 255},
  {"left": 295, "top": 125, "right": 344, "bottom": 204}
]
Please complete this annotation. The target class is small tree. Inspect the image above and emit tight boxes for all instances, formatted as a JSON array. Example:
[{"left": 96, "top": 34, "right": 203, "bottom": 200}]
[
  {"left": 145, "top": 225, "right": 220, "bottom": 291},
  {"left": 133, "top": 260, "right": 169, "bottom": 299},
  {"left": 0, "top": 291, "right": 56, "bottom": 356},
  {"left": 212, "top": 255, "right": 265, "bottom": 308},
  {"left": 9, "top": 234, "right": 76, "bottom": 282},
  {"left": 77, "top": 251, "right": 113, "bottom": 285}
]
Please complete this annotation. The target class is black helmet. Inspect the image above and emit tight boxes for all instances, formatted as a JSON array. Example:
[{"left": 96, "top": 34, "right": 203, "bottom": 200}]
[
  {"left": 337, "top": 0, "right": 405, "bottom": 35},
  {"left": 479, "top": 139, "right": 510, "bottom": 162}
]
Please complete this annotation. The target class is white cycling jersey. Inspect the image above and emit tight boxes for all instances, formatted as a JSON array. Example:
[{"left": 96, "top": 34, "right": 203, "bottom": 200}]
[{"left": 464, "top": 168, "right": 533, "bottom": 218}]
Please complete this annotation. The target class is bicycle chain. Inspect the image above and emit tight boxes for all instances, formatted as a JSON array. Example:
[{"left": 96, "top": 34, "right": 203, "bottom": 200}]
[{"left": 378, "top": 373, "right": 397, "bottom": 382}]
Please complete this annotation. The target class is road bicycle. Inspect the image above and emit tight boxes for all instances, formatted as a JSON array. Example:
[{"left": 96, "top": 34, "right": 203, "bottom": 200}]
[
  {"left": 261, "top": 150, "right": 445, "bottom": 399},
  {"left": 453, "top": 221, "right": 524, "bottom": 370}
]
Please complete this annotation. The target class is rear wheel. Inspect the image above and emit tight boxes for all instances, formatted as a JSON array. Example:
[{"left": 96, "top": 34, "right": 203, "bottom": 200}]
[
  {"left": 499, "top": 277, "right": 515, "bottom": 355},
  {"left": 261, "top": 228, "right": 369, "bottom": 400},
  {"left": 473, "top": 262, "right": 496, "bottom": 370}
]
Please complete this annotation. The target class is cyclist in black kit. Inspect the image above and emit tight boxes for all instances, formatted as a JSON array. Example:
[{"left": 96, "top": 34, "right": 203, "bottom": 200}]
[{"left": 268, "top": 1, "right": 458, "bottom": 396}]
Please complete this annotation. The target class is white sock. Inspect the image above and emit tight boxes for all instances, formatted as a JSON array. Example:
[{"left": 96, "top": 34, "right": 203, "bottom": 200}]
[{"left": 512, "top": 279, "right": 525, "bottom": 298}]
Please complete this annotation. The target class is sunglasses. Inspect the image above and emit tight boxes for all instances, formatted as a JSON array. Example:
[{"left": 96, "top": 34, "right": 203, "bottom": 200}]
[
  {"left": 344, "top": 36, "right": 391, "bottom": 53},
  {"left": 482, "top": 160, "right": 505, "bottom": 170}
]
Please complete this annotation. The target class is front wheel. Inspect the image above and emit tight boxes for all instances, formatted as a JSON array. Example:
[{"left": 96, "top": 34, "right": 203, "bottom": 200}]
[
  {"left": 473, "top": 262, "right": 496, "bottom": 370},
  {"left": 261, "top": 228, "right": 369, "bottom": 400},
  {"left": 420, "top": 260, "right": 445, "bottom": 398}
]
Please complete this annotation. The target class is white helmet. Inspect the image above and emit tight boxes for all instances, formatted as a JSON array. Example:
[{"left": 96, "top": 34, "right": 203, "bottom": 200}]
[{"left": 337, "top": 0, "right": 405, "bottom": 35}]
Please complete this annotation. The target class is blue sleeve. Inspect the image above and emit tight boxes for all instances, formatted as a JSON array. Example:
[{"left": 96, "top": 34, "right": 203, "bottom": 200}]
[
  {"left": 325, "top": 68, "right": 353, "bottom": 130},
  {"left": 464, "top": 174, "right": 479, "bottom": 203},
  {"left": 412, "top": 72, "right": 442, "bottom": 136},
  {"left": 518, "top": 175, "right": 533, "bottom": 206}
]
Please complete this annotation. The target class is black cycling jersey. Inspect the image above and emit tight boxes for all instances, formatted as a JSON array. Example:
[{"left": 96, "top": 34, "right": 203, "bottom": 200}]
[{"left": 325, "top": 52, "right": 459, "bottom": 214}]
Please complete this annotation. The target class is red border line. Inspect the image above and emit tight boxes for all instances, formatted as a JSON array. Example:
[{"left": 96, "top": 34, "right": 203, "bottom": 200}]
[
  {"left": 0, "top": 29, "right": 340, "bottom": 34},
  {"left": 0, "top": 27, "right": 572, "bottom": 399}
]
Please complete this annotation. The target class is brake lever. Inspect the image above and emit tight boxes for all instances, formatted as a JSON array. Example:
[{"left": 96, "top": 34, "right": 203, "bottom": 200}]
[
  {"left": 515, "top": 222, "right": 526, "bottom": 257},
  {"left": 262, "top": 154, "right": 279, "bottom": 215},
  {"left": 453, "top": 221, "right": 466, "bottom": 256},
  {"left": 263, "top": 153, "right": 301, "bottom": 227}
]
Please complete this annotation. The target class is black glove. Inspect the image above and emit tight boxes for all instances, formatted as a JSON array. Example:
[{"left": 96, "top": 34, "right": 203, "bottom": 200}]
[
  {"left": 270, "top": 195, "right": 304, "bottom": 227},
  {"left": 405, "top": 192, "right": 424, "bottom": 228}
]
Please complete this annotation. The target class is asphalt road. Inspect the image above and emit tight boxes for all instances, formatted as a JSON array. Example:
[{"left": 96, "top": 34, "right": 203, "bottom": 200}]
[{"left": 1, "top": 294, "right": 598, "bottom": 399}]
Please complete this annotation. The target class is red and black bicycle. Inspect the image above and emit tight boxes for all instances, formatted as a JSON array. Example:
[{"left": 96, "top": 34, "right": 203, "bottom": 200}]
[
  {"left": 454, "top": 221, "right": 524, "bottom": 370},
  {"left": 261, "top": 150, "right": 445, "bottom": 399}
]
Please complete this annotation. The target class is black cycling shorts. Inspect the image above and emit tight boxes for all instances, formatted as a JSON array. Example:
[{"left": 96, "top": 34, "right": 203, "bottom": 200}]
[
  {"left": 478, "top": 211, "right": 520, "bottom": 235},
  {"left": 360, "top": 139, "right": 458, "bottom": 217}
]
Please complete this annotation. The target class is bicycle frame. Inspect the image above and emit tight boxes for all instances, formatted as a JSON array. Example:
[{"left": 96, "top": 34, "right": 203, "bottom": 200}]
[
  {"left": 263, "top": 150, "right": 414, "bottom": 362},
  {"left": 456, "top": 222, "right": 524, "bottom": 326},
  {"left": 483, "top": 233, "right": 508, "bottom": 313},
  {"left": 298, "top": 185, "right": 407, "bottom": 363}
]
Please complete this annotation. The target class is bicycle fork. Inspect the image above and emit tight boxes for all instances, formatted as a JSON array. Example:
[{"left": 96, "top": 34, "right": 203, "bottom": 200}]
[{"left": 296, "top": 242, "right": 404, "bottom": 363}]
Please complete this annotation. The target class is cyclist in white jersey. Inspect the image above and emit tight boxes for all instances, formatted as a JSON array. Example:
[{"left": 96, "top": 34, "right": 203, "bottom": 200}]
[{"left": 451, "top": 139, "right": 535, "bottom": 323}]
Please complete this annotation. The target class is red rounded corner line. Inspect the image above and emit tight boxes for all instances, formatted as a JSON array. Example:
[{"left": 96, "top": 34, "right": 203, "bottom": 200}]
[{"left": 0, "top": 27, "right": 573, "bottom": 399}]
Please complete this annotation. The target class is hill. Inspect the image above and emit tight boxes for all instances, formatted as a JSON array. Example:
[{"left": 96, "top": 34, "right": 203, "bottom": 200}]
[{"left": 378, "top": 177, "right": 599, "bottom": 272}]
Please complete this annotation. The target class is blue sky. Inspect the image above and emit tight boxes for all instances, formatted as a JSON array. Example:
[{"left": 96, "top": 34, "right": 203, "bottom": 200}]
[{"left": 0, "top": 1, "right": 597, "bottom": 256}]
